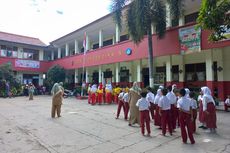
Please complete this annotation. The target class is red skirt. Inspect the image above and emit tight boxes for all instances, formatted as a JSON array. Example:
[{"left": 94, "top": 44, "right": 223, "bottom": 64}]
[
  {"left": 198, "top": 100, "right": 205, "bottom": 123},
  {"left": 154, "top": 105, "right": 161, "bottom": 126},
  {"left": 204, "top": 103, "right": 217, "bottom": 129}
]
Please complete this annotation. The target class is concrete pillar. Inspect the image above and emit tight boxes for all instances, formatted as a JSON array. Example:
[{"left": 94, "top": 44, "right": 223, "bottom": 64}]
[
  {"left": 115, "top": 24, "right": 120, "bottom": 43},
  {"left": 178, "top": 55, "right": 185, "bottom": 83},
  {"left": 58, "top": 48, "right": 61, "bottom": 59},
  {"left": 151, "top": 24, "right": 156, "bottom": 35},
  {"left": 39, "top": 50, "right": 44, "bottom": 61},
  {"left": 216, "top": 49, "right": 224, "bottom": 81},
  {"left": 112, "top": 35, "right": 116, "bottom": 45},
  {"left": 85, "top": 68, "right": 89, "bottom": 83},
  {"left": 75, "top": 40, "right": 79, "bottom": 54},
  {"left": 51, "top": 51, "right": 54, "bottom": 60},
  {"left": 137, "top": 60, "right": 142, "bottom": 82},
  {"left": 129, "top": 62, "right": 133, "bottom": 83},
  {"left": 75, "top": 69, "right": 79, "bottom": 84},
  {"left": 166, "top": 56, "right": 172, "bottom": 83},
  {"left": 17, "top": 47, "right": 23, "bottom": 58},
  {"left": 99, "top": 30, "right": 103, "bottom": 48},
  {"left": 99, "top": 65, "right": 102, "bottom": 83},
  {"left": 65, "top": 43, "right": 69, "bottom": 56},
  {"left": 206, "top": 51, "right": 214, "bottom": 81},
  {"left": 166, "top": 2, "right": 172, "bottom": 28},
  {"left": 179, "top": 16, "right": 185, "bottom": 26},
  {"left": 39, "top": 74, "right": 43, "bottom": 86},
  {"left": 86, "top": 35, "right": 90, "bottom": 51},
  {"left": 115, "top": 63, "right": 120, "bottom": 84}
]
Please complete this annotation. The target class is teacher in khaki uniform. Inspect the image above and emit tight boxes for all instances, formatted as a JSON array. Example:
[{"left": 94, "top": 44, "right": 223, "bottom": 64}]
[
  {"left": 51, "top": 83, "right": 64, "bottom": 118},
  {"left": 128, "top": 82, "right": 141, "bottom": 126}
]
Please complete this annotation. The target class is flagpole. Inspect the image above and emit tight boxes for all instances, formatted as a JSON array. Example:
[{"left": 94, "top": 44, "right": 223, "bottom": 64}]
[{"left": 81, "top": 32, "right": 87, "bottom": 97}]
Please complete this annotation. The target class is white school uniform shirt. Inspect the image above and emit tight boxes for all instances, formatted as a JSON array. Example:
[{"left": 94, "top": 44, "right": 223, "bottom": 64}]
[
  {"left": 158, "top": 96, "right": 171, "bottom": 110},
  {"left": 225, "top": 98, "right": 230, "bottom": 105},
  {"left": 136, "top": 97, "right": 150, "bottom": 111},
  {"left": 197, "top": 95, "right": 203, "bottom": 102},
  {"left": 122, "top": 93, "right": 129, "bottom": 103},
  {"left": 90, "top": 85, "right": 97, "bottom": 93},
  {"left": 177, "top": 97, "right": 192, "bottom": 112},
  {"left": 201, "top": 86, "right": 215, "bottom": 111},
  {"left": 189, "top": 98, "right": 198, "bottom": 109},
  {"left": 154, "top": 89, "right": 162, "bottom": 105},
  {"left": 146, "top": 92, "right": 155, "bottom": 104},
  {"left": 166, "top": 91, "right": 177, "bottom": 105},
  {"left": 118, "top": 92, "right": 125, "bottom": 100}
]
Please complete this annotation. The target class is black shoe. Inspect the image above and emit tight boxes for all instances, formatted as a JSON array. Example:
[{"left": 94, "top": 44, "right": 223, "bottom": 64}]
[
  {"left": 202, "top": 126, "right": 207, "bottom": 129},
  {"left": 198, "top": 125, "right": 204, "bottom": 128}
]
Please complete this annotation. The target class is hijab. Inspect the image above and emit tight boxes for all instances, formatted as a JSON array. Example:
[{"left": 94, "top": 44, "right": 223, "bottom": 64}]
[{"left": 130, "top": 82, "right": 141, "bottom": 93}]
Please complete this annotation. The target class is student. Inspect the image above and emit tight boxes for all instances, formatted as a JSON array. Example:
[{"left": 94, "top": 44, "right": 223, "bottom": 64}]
[
  {"left": 185, "top": 88, "right": 190, "bottom": 98},
  {"left": 123, "top": 88, "right": 129, "bottom": 120},
  {"left": 105, "top": 83, "right": 113, "bottom": 104},
  {"left": 97, "top": 83, "right": 103, "bottom": 105},
  {"left": 224, "top": 95, "right": 230, "bottom": 112},
  {"left": 154, "top": 89, "right": 162, "bottom": 128},
  {"left": 166, "top": 85, "right": 177, "bottom": 131},
  {"left": 177, "top": 88, "right": 195, "bottom": 144},
  {"left": 28, "top": 82, "right": 35, "bottom": 100},
  {"left": 90, "top": 84, "right": 97, "bottom": 105},
  {"left": 114, "top": 86, "right": 122, "bottom": 104},
  {"left": 136, "top": 89, "right": 151, "bottom": 136},
  {"left": 189, "top": 91, "right": 198, "bottom": 133},
  {"left": 116, "top": 89, "right": 125, "bottom": 119},
  {"left": 146, "top": 87, "right": 155, "bottom": 120},
  {"left": 198, "top": 90, "right": 206, "bottom": 129},
  {"left": 201, "top": 86, "right": 217, "bottom": 133},
  {"left": 87, "top": 84, "right": 91, "bottom": 104},
  {"left": 158, "top": 88, "right": 172, "bottom": 136}
]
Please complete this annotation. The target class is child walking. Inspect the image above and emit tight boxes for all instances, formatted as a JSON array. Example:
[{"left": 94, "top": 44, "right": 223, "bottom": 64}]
[
  {"left": 136, "top": 89, "right": 151, "bottom": 136},
  {"left": 116, "top": 89, "right": 125, "bottom": 119},
  {"left": 123, "top": 89, "right": 129, "bottom": 120}
]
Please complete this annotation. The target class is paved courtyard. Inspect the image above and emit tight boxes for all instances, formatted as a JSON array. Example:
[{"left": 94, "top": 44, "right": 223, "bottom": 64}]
[{"left": 0, "top": 96, "right": 229, "bottom": 153}]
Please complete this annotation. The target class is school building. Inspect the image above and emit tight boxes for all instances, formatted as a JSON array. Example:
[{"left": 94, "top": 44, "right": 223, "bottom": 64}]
[{"left": 0, "top": 0, "right": 230, "bottom": 100}]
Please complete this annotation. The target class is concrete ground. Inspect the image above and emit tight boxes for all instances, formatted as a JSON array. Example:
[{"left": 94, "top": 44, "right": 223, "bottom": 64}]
[{"left": 0, "top": 96, "right": 229, "bottom": 153}]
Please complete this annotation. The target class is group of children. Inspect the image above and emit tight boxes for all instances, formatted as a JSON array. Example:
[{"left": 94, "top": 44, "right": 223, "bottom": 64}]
[
  {"left": 115, "top": 84, "right": 218, "bottom": 145},
  {"left": 87, "top": 83, "right": 129, "bottom": 105}
]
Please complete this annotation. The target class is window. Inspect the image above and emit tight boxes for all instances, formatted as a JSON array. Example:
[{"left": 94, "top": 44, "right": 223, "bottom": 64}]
[
  {"left": 185, "top": 63, "right": 206, "bottom": 81},
  {"left": 93, "top": 43, "right": 99, "bottom": 49},
  {"left": 120, "top": 34, "right": 129, "bottom": 42},
  {"left": 172, "top": 65, "right": 179, "bottom": 82},
  {"left": 213, "top": 61, "right": 218, "bottom": 81},
  {"left": 120, "top": 70, "right": 129, "bottom": 82},
  {"left": 171, "top": 19, "right": 179, "bottom": 27},
  {"left": 0, "top": 45, "right": 18, "bottom": 57},
  {"left": 185, "top": 12, "right": 199, "bottom": 24},
  {"left": 103, "top": 39, "right": 113, "bottom": 47},
  {"left": 23, "top": 48, "right": 39, "bottom": 60}
]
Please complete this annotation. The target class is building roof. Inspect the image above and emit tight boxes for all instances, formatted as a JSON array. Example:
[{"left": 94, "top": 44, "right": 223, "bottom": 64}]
[{"left": 0, "top": 31, "right": 47, "bottom": 47}]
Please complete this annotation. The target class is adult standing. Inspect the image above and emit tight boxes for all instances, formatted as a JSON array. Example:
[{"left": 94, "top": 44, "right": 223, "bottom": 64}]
[
  {"left": 5, "top": 81, "right": 10, "bottom": 98},
  {"left": 128, "top": 82, "right": 141, "bottom": 126},
  {"left": 28, "top": 82, "right": 35, "bottom": 100},
  {"left": 51, "top": 83, "right": 63, "bottom": 118}
]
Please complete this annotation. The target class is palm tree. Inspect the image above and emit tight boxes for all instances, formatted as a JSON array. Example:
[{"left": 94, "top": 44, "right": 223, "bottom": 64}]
[{"left": 111, "top": 0, "right": 184, "bottom": 87}]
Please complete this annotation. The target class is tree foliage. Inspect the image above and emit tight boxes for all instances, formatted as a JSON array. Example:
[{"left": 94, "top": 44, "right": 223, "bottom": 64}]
[
  {"left": 110, "top": 0, "right": 183, "bottom": 87},
  {"left": 46, "top": 65, "right": 66, "bottom": 85},
  {"left": 0, "top": 63, "right": 14, "bottom": 81},
  {"left": 197, "top": 0, "right": 230, "bottom": 41}
]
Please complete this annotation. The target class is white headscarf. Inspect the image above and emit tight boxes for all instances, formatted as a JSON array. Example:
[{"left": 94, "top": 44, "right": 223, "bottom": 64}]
[
  {"left": 185, "top": 88, "right": 190, "bottom": 98},
  {"left": 172, "top": 84, "right": 177, "bottom": 90},
  {"left": 201, "top": 86, "right": 215, "bottom": 111},
  {"left": 159, "top": 85, "right": 164, "bottom": 90},
  {"left": 91, "top": 84, "right": 97, "bottom": 93},
  {"left": 154, "top": 89, "right": 162, "bottom": 104}
]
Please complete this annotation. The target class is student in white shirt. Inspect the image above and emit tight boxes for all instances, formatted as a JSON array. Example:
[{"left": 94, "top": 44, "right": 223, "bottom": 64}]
[
  {"left": 123, "top": 89, "right": 129, "bottom": 120},
  {"left": 154, "top": 89, "right": 162, "bottom": 127},
  {"left": 90, "top": 84, "right": 97, "bottom": 105},
  {"left": 158, "top": 88, "right": 172, "bottom": 136},
  {"left": 224, "top": 95, "right": 230, "bottom": 112},
  {"left": 116, "top": 89, "right": 125, "bottom": 119},
  {"left": 201, "top": 86, "right": 217, "bottom": 133},
  {"left": 189, "top": 91, "right": 198, "bottom": 133},
  {"left": 136, "top": 89, "right": 151, "bottom": 136},
  {"left": 166, "top": 85, "right": 177, "bottom": 130},
  {"left": 177, "top": 88, "right": 195, "bottom": 144},
  {"left": 146, "top": 87, "right": 155, "bottom": 120}
]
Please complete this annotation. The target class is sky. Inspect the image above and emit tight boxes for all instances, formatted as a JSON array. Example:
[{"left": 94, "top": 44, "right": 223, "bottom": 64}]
[{"left": 0, "top": 0, "right": 111, "bottom": 44}]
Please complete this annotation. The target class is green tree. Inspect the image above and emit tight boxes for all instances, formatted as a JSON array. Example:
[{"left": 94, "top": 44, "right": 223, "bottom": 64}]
[
  {"left": 197, "top": 0, "right": 230, "bottom": 41},
  {"left": 111, "top": 0, "right": 183, "bottom": 87},
  {"left": 0, "top": 63, "right": 14, "bottom": 81},
  {"left": 46, "top": 65, "right": 66, "bottom": 87}
]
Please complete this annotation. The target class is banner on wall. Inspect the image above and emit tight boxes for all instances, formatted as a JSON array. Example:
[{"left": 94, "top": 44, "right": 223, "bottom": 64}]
[
  {"left": 179, "top": 25, "right": 201, "bottom": 54},
  {"left": 15, "top": 59, "right": 40, "bottom": 68}
]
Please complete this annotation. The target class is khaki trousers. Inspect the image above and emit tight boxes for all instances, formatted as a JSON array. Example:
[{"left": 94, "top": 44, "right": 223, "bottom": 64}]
[{"left": 51, "top": 104, "right": 61, "bottom": 118}]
